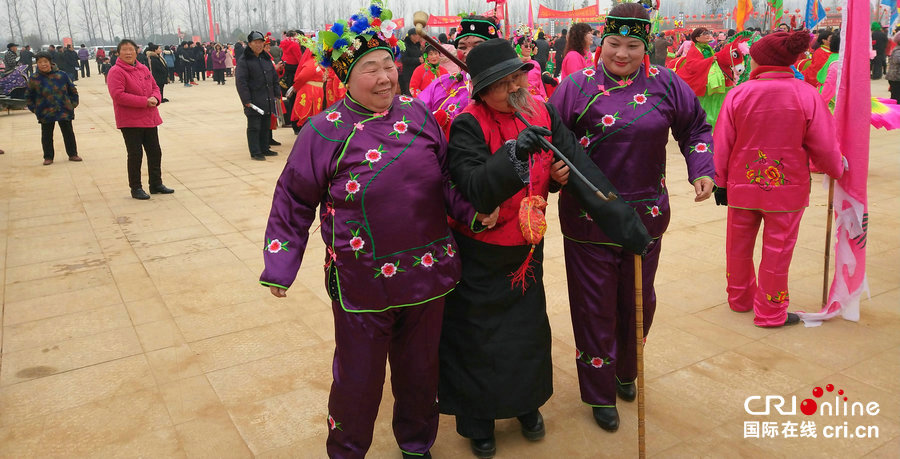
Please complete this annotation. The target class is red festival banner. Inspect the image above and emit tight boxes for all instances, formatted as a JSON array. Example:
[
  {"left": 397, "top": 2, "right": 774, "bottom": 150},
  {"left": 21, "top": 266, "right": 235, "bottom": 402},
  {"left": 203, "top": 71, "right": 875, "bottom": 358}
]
[
  {"left": 427, "top": 15, "right": 462, "bottom": 27},
  {"left": 537, "top": 3, "right": 600, "bottom": 19}
]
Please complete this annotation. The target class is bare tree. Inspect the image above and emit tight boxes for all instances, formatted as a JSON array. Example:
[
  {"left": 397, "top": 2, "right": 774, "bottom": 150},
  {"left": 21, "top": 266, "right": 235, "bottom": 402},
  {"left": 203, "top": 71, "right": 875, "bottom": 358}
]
[
  {"left": 30, "top": 0, "right": 44, "bottom": 42},
  {"left": 6, "top": 0, "right": 26, "bottom": 42},
  {"left": 101, "top": 0, "right": 115, "bottom": 40},
  {"left": 47, "top": 0, "right": 63, "bottom": 41}
]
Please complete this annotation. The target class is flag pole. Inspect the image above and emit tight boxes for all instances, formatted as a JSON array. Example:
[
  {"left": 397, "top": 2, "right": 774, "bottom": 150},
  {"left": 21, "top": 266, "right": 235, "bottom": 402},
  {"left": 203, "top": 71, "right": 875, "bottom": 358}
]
[
  {"left": 822, "top": 177, "right": 835, "bottom": 306},
  {"left": 634, "top": 254, "right": 646, "bottom": 459}
]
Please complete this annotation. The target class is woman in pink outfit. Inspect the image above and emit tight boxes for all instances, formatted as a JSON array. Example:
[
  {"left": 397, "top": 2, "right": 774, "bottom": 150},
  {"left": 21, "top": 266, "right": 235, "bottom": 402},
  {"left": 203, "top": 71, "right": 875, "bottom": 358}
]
[
  {"left": 560, "top": 23, "right": 593, "bottom": 79},
  {"left": 713, "top": 31, "right": 844, "bottom": 328},
  {"left": 515, "top": 35, "right": 548, "bottom": 102}
]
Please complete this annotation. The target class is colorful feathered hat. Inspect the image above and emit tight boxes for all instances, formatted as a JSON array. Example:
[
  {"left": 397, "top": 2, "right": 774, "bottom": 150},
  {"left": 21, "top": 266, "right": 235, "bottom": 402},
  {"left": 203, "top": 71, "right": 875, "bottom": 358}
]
[{"left": 313, "top": 0, "right": 404, "bottom": 83}]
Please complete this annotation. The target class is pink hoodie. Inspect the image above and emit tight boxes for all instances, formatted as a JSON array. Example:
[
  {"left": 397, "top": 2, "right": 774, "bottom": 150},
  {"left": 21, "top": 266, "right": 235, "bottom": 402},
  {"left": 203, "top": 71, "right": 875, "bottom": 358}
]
[
  {"left": 107, "top": 58, "right": 162, "bottom": 129},
  {"left": 713, "top": 67, "right": 843, "bottom": 212}
]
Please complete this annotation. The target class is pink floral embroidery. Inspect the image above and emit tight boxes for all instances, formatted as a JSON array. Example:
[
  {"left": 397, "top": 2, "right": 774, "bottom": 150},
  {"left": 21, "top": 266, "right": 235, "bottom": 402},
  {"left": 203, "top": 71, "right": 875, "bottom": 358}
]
[
  {"left": 578, "top": 210, "right": 593, "bottom": 222},
  {"left": 447, "top": 104, "right": 458, "bottom": 113},
  {"left": 646, "top": 205, "right": 661, "bottom": 218},
  {"left": 389, "top": 116, "right": 410, "bottom": 138},
  {"left": 325, "top": 110, "right": 343, "bottom": 127},
  {"left": 576, "top": 349, "right": 610, "bottom": 368},
  {"left": 576, "top": 349, "right": 583, "bottom": 359},
  {"left": 628, "top": 90, "right": 650, "bottom": 108},
  {"left": 413, "top": 252, "right": 437, "bottom": 268},
  {"left": 374, "top": 261, "right": 405, "bottom": 278},
  {"left": 361, "top": 145, "right": 385, "bottom": 169},
  {"left": 344, "top": 171, "right": 361, "bottom": 201},
  {"left": 591, "top": 357, "right": 605, "bottom": 368},
  {"left": 582, "top": 68, "right": 597, "bottom": 79},
  {"left": 648, "top": 66, "right": 660, "bottom": 77},
  {"left": 579, "top": 136, "right": 590, "bottom": 147},
  {"left": 266, "top": 238, "right": 289, "bottom": 253},
  {"left": 398, "top": 95, "right": 414, "bottom": 105},
  {"left": 598, "top": 112, "right": 620, "bottom": 131},
  {"left": 690, "top": 142, "right": 709, "bottom": 154},
  {"left": 444, "top": 244, "right": 455, "bottom": 257},
  {"left": 327, "top": 414, "right": 343, "bottom": 431},
  {"left": 349, "top": 228, "right": 366, "bottom": 258}
]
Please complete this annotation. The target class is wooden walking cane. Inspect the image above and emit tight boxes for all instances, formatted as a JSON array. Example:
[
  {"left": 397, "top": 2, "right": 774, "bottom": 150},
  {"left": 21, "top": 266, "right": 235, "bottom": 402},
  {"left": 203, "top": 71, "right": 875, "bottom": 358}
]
[
  {"left": 634, "top": 254, "right": 646, "bottom": 459},
  {"left": 822, "top": 177, "right": 835, "bottom": 306}
]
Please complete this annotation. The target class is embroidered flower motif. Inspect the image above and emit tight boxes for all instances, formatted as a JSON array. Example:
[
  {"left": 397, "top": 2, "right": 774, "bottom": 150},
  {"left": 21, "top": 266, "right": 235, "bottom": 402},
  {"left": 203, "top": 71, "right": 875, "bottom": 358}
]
[
  {"left": 398, "top": 95, "right": 414, "bottom": 105},
  {"left": 646, "top": 205, "right": 661, "bottom": 218},
  {"left": 361, "top": 144, "right": 385, "bottom": 169},
  {"left": 648, "top": 66, "right": 660, "bottom": 77},
  {"left": 389, "top": 116, "right": 410, "bottom": 138},
  {"left": 443, "top": 244, "right": 455, "bottom": 257},
  {"left": 325, "top": 110, "right": 343, "bottom": 127},
  {"left": 579, "top": 136, "right": 590, "bottom": 148},
  {"left": 353, "top": 122, "right": 365, "bottom": 131},
  {"left": 344, "top": 171, "right": 361, "bottom": 201},
  {"left": 447, "top": 103, "right": 458, "bottom": 113},
  {"left": 413, "top": 251, "right": 437, "bottom": 268},
  {"left": 578, "top": 210, "right": 594, "bottom": 222},
  {"left": 582, "top": 68, "right": 597, "bottom": 79},
  {"left": 591, "top": 357, "right": 605, "bottom": 368},
  {"left": 628, "top": 90, "right": 650, "bottom": 108},
  {"left": 576, "top": 349, "right": 583, "bottom": 359},
  {"left": 349, "top": 228, "right": 366, "bottom": 258},
  {"left": 374, "top": 260, "right": 405, "bottom": 278},
  {"left": 745, "top": 150, "right": 789, "bottom": 191},
  {"left": 576, "top": 349, "right": 610, "bottom": 368},
  {"left": 598, "top": 112, "right": 621, "bottom": 131},
  {"left": 689, "top": 142, "right": 709, "bottom": 154},
  {"left": 660, "top": 175, "right": 666, "bottom": 189},
  {"left": 327, "top": 414, "right": 343, "bottom": 431},
  {"left": 266, "top": 238, "right": 289, "bottom": 253},
  {"left": 488, "top": 26, "right": 496, "bottom": 35},
  {"left": 766, "top": 290, "right": 789, "bottom": 303}
]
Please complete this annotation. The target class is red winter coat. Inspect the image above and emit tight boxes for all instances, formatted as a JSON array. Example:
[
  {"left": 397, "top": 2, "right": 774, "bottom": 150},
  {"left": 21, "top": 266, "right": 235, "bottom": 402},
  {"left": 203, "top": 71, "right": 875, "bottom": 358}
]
[{"left": 107, "top": 58, "right": 162, "bottom": 129}]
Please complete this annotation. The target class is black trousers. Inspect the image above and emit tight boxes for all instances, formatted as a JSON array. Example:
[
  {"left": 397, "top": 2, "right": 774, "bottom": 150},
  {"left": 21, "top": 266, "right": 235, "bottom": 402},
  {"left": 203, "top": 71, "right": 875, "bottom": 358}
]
[
  {"left": 455, "top": 411, "right": 540, "bottom": 439},
  {"left": 213, "top": 69, "right": 225, "bottom": 83},
  {"left": 871, "top": 55, "right": 886, "bottom": 79},
  {"left": 41, "top": 120, "right": 78, "bottom": 160},
  {"left": 121, "top": 127, "right": 163, "bottom": 189},
  {"left": 246, "top": 113, "right": 270, "bottom": 157},
  {"left": 194, "top": 68, "right": 206, "bottom": 81},
  {"left": 182, "top": 63, "right": 193, "bottom": 84},
  {"left": 890, "top": 80, "right": 900, "bottom": 105},
  {"left": 79, "top": 59, "right": 90, "bottom": 77}
]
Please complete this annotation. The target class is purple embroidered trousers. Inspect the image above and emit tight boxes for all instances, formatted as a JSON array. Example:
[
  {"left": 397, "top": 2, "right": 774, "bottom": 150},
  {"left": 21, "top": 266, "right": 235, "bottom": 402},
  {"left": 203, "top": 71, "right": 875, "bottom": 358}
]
[
  {"left": 725, "top": 207, "right": 804, "bottom": 327},
  {"left": 325, "top": 298, "right": 444, "bottom": 458},
  {"left": 563, "top": 238, "right": 661, "bottom": 406}
]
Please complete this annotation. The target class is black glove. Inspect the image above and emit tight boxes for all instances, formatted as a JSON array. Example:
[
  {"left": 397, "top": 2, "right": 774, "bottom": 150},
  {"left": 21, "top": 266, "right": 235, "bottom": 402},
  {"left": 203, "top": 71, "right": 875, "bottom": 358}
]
[
  {"left": 515, "top": 125, "right": 552, "bottom": 161},
  {"left": 714, "top": 187, "right": 728, "bottom": 206}
]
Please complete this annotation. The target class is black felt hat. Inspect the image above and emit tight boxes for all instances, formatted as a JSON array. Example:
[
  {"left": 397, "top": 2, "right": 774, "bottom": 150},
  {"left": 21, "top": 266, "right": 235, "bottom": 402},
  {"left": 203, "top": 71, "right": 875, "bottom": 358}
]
[{"left": 467, "top": 39, "right": 534, "bottom": 97}]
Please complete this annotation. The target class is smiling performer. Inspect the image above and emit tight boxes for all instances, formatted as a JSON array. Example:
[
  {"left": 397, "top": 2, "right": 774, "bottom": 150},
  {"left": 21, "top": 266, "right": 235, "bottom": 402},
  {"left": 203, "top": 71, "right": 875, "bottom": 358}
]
[
  {"left": 550, "top": 2, "right": 715, "bottom": 432},
  {"left": 259, "top": 2, "right": 494, "bottom": 457},
  {"left": 418, "top": 15, "right": 499, "bottom": 135}
]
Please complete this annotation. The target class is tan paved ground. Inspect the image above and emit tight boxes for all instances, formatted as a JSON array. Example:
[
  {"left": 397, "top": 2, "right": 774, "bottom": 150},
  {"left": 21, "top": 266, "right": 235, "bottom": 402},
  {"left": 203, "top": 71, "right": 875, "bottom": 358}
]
[{"left": 0, "top": 73, "right": 897, "bottom": 458}]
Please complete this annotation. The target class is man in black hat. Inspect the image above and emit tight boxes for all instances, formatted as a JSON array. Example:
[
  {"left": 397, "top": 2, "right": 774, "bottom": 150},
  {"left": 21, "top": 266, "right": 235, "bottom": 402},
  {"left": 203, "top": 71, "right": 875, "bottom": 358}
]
[
  {"left": 235, "top": 31, "right": 281, "bottom": 161},
  {"left": 438, "top": 38, "right": 651, "bottom": 458},
  {"left": 4, "top": 43, "right": 19, "bottom": 75}
]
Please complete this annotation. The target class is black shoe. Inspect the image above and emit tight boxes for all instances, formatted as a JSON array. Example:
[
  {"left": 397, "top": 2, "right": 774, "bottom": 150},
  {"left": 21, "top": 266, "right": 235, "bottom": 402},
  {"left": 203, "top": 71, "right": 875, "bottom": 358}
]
[
  {"left": 470, "top": 437, "right": 496, "bottom": 459},
  {"left": 131, "top": 188, "right": 151, "bottom": 200},
  {"left": 161, "top": 98, "right": 169, "bottom": 103},
  {"left": 518, "top": 410, "right": 545, "bottom": 441},
  {"left": 251, "top": 154, "right": 266, "bottom": 161},
  {"left": 263, "top": 150, "right": 278, "bottom": 156},
  {"left": 401, "top": 452, "right": 431, "bottom": 459},
  {"left": 616, "top": 380, "right": 636, "bottom": 402},
  {"left": 592, "top": 406, "right": 619, "bottom": 432},
  {"left": 784, "top": 312, "right": 801, "bottom": 326},
  {"left": 149, "top": 184, "right": 174, "bottom": 194},
  {"left": 269, "top": 139, "right": 282, "bottom": 146}
]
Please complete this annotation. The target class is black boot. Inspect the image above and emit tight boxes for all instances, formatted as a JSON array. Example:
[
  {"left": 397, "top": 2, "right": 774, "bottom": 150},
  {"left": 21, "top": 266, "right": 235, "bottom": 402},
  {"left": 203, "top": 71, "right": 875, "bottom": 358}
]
[
  {"left": 470, "top": 437, "right": 496, "bottom": 458},
  {"left": 616, "top": 380, "right": 636, "bottom": 402},
  {"left": 592, "top": 406, "right": 619, "bottom": 432},
  {"left": 149, "top": 184, "right": 175, "bottom": 194},
  {"left": 518, "top": 410, "right": 545, "bottom": 441},
  {"left": 131, "top": 188, "right": 150, "bottom": 200}
]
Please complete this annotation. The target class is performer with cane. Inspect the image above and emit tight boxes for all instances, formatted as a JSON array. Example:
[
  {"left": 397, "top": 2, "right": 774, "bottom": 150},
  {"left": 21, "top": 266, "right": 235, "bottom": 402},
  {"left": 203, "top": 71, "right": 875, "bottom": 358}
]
[
  {"left": 550, "top": 2, "right": 715, "bottom": 433},
  {"left": 438, "top": 38, "right": 651, "bottom": 458}
]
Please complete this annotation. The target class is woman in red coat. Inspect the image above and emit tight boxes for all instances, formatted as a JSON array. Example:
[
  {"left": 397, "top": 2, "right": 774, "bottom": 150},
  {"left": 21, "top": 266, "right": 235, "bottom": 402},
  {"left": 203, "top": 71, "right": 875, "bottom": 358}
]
[
  {"left": 408, "top": 45, "right": 448, "bottom": 97},
  {"left": 290, "top": 48, "right": 345, "bottom": 131}
]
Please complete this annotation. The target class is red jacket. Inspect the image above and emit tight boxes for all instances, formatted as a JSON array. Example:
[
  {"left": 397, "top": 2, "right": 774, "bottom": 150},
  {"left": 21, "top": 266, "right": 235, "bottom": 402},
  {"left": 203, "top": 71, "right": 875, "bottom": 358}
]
[{"left": 107, "top": 59, "right": 162, "bottom": 129}]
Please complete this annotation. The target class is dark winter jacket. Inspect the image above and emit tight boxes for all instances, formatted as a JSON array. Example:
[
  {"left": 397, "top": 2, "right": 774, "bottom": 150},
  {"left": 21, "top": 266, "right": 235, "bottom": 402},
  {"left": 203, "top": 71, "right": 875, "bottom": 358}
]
[
  {"left": 19, "top": 48, "right": 34, "bottom": 65},
  {"left": 25, "top": 69, "right": 79, "bottom": 123},
  {"left": 59, "top": 49, "right": 79, "bottom": 73},
  {"left": 235, "top": 47, "right": 281, "bottom": 116},
  {"left": 147, "top": 52, "right": 168, "bottom": 88},
  {"left": 193, "top": 46, "right": 206, "bottom": 70}
]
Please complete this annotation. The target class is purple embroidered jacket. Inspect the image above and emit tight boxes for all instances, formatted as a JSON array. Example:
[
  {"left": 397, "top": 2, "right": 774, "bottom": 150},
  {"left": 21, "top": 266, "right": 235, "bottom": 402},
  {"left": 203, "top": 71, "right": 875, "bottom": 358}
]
[
  {"left": 418, "top": 72, "right": 471, "bottom": 121},
  {"left": 260, "top": 94, "right": 478, "bottom": 312},
  {"left": 550, "top": 64, "right": 714, "bottom": 244}
]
